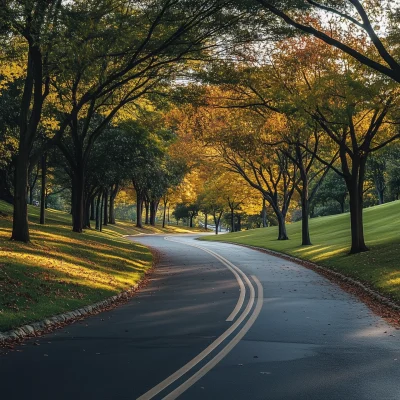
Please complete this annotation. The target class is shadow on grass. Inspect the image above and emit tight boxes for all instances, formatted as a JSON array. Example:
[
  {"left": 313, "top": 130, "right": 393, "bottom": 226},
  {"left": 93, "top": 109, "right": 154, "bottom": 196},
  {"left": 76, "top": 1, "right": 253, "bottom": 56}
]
[{"left": 0, "top": 201, "right": 153, "bottom": 331}]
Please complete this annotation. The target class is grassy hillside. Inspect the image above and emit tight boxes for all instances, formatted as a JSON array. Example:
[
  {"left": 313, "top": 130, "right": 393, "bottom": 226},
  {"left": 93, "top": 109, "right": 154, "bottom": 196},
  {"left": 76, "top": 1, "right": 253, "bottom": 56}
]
[
  {"left": 0, "top": 200, "right": 193, "bottom": 331},
  {"left": 201, "top": 201, "right": 400, "bottom": 303}
]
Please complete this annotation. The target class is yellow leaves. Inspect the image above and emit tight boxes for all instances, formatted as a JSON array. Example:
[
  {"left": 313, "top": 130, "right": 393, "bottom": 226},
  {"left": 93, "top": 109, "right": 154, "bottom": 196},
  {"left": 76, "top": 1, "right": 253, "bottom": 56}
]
[
  {"left": 0, "top": 61, "right": 25, "bottom": 90},
  {"left": 113, "top": 97, "right": 154, "bottom": 123},
  {"left": 40, "top": 115, "right": 60, "bottom": 137},
  {"left": 178, "top": 170, "right": 203, "bottom": 204},
  {"left": 0, "top": 135, "right": 19, "bottom": 167},
  {"left": 115, "top": 189, "right": 136, "bottom": 206}
]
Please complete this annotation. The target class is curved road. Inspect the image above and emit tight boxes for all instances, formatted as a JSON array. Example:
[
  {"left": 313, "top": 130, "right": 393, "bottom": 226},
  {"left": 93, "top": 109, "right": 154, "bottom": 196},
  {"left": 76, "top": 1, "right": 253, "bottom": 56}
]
[{"left": 1, "top": 234, "right": 399, "bottom": 399}]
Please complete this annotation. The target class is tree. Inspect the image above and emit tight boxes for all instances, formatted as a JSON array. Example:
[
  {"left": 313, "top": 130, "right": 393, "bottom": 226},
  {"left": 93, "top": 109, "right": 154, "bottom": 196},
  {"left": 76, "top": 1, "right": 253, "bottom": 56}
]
[
  {"left": 1, "top": 0, "right": 67, "bottom": 241},
  {"left": 263, "top": 35, "right": 400, "bottom": 253},
  {"left": 367, "top": 153, "right": 387, "bottom": 205},
  {"left": 172, "top": 203, "right": 190, "bottom": 225},
  {"left": 311, "top": 171, "right": 348, "bottom": 215},
  {"left": 198, "top": 181, "right": 226, "bottom": 234},
  {"left": 196, "top": 105, "right": 296, "bottom": 240},
  {"left": 4, "top": 0, "right": 244, "bottom": 240},
  {"left": 304, "top": 72, "right": 399, "bottom": 252},
  {"left": 254, "top": 1, "right": 400, "bottom": 83}
]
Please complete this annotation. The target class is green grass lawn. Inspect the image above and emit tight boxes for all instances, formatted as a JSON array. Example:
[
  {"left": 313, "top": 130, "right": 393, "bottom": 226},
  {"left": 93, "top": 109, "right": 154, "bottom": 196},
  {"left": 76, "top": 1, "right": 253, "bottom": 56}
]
[
  {"left": 0, "top": 200, "right": 194, "bottom": 332},
  {"left": 201, "top": 201, "right": 400, "bottom": 303}
]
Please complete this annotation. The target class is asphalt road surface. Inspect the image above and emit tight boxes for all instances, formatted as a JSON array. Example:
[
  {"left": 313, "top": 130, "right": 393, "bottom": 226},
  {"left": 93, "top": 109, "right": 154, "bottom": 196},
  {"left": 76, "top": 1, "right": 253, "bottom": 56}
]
[{"left": 1, "top": 234, "right": 400, "bottom": 400}]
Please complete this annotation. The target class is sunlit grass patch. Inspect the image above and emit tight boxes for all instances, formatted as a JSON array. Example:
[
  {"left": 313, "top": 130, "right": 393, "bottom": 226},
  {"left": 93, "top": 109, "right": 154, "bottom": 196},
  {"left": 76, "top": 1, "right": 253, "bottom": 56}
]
[
  {"left": 201, "top": 201, "right": 400, "bottom": 303},
  {"left": 0, "top": 201, "right": 153, "bottom": 331}
]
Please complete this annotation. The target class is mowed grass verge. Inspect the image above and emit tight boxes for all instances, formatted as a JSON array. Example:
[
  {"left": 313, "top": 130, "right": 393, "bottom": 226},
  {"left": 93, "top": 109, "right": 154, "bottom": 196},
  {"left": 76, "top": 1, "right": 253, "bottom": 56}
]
[
  {"left": 201, "top": 200, "right": 400, "bottom": 303},
  {"left": 0, "top": 200, "right": 157, "bottom": 332}
]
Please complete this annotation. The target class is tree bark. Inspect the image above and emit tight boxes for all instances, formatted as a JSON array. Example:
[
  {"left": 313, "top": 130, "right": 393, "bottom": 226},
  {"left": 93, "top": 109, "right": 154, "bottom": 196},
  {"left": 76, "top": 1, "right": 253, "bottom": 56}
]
[
  {"left": 71, "top": 167, "right": 85, "bottom": 233},
  {"left": 213, "top": 211, "right": 223, "bottom": 235},
  {"left": 29, "top": 185, "right": 34, "bottom": 205},
  {"left": 109, "top": 184, "right": 118, "bottom": 224},
  {"left": 262, "top": 198, "right": 268, "bottom": 228},
  {"left": 377, "top": 189, "right": 384, "bottom": 205},
  {"left": 12, "top": 151, "right": 30, "bottom": 242},
  {"left": 300, "top": 188, "right": 311, "bottom": 245},
  {"left": 100, "top": 191, "right": 104, "bottom": 232},
  {"left": 340, "top": 200, "right": 345, "bottom": 214},
  {"left": 109, "top": 195, "right": 115, "bottom": 224},
  {"left": 84, "top": 199, "right": 91, "bottom": 228},
  {"left": 150, "top": 200, "right": 157, "bottom": 226},
  {"left": 162, "top": 198, "right": 167, "bottom": 228},
  {"left": 136, "top": 193, "right": 143, "bottom": 228},
  {"left": 348, "top": 186, "right": 368, "bottom": 253},
  {"left": 12, "top": 42, "right": 46, "bottom": 242},
  {"left": 299, "top": 168, "right": 312, "bottom": 245},
  {"left": 345, "top": 157, "right": 368, "bottom": 254},
  {"left": 237, "top": 214, "right": 242, "bottom": 231},
  {"left": 103, "top": 188, "right": 108, "bottom": 226},
  {"left": 144, "top": 200, "right": 149, "bottom": 225},
  {"left": 40, "top": 153, "right": 46, "bottom": 225},
  {"left": 28, "top": 163, "right": 39, "bottom": 206},
  {"left": 230, "top": 207, "right": 235, "bottom": 232},
  {"left": 95, "top": 192, "right": 101, "bottom": 230},
  {"left": 189, "top": 213, "right": 193, "bottom": 228},
  {"left": 204, "top": 212, "right": 208, "bottom": 231},
  {"left": 276, "top": 210, "right": 289, "bottom": 240},
  {"left": 90, "top": 196, "right": 95, "bottom": 220}
]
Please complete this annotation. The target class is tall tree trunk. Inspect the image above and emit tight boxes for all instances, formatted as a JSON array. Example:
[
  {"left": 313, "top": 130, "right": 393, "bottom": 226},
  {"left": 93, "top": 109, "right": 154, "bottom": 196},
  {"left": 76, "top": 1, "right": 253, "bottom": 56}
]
[
  {"left": 40, "top": 153, "right": 46, "bottom": 225},
  {"left": 204, "top": 212, "right": 208, "bottom": 231},
  {"left": 189, "top": 214, "right": 193, "bottom": 228},
  {"left": 90, "top": 196, "right": 95, "bottom": 220},
  {"left": 109, "top": 195, "right": 115, "bottom": 224},
  {"left": 214, "top": 211, "right": 223, "bottom": 235},
  {"left": 346, "top": 157, "right": 368, "bottom": 254},
  {"left": 109, "top": 184, "right": 118, "bottom": 224},
  {"left": 262, "top": 198, "right": 268, "bottom": 227},
  {"left": 230, "top": 207, "right": 234, "bottom": 232},
  {"left": 84, "top": 196, "right": 91, "bottom": 229},
  {"left": 103, "top": 188, "right": 108, "bottom": 226},
  {"left": 28, "top": 163, "right": 39, "bottom": 206},
  {"left": 95, "top": 192, "right": 101, "bottom": 230},
  {"left": 12, "top": 150, "right": 30, "bottom": 242},
  {"left": 348, "top": 186, "right": 368, "bottom": 253},
  {"left": 162, "top": 198, "right": 167, "bottom": 228},
  {"left": 264, "top": 192, "right": 289, "bottom": 240},
  {"left": 136, "top": 193, "right": 143, "bottom": 228},
  {"left": 300, "top": 188, "right": 311, "bottom": 245},
  {"left": 100, "top": 191, "right": 104, "bottom": 232},
  {"left": 276, "top": 211, "right": 289, "bottom": 240},
  {"left": 237, "top": 214, "right": 242, "bottom": 231},
  {"left": 150, "top": 200, "right": 157, "bottom": 226},
  {"left": 347, "top": 181, "right": 368, "bottom": 253},
  {"left": 167, "top": 206, "right": 170, "bottom": 223},
  {"left": 29, "top": 185, "right": 34, "bottom": 205},
  {"left": 144, "top": 201, "right": 149, "bottom": 225},
  {"left": 299, "top": 171, "right": 312, "bottom": 245},
  {"left": 71, "top": 167, "right": 85, "bottom": 233},
  {"left": 377, "top": 189, "right": 384, "bottom": 205},
  {"left": 12, "top": 44, "right": 46, "bottom": 242}
]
